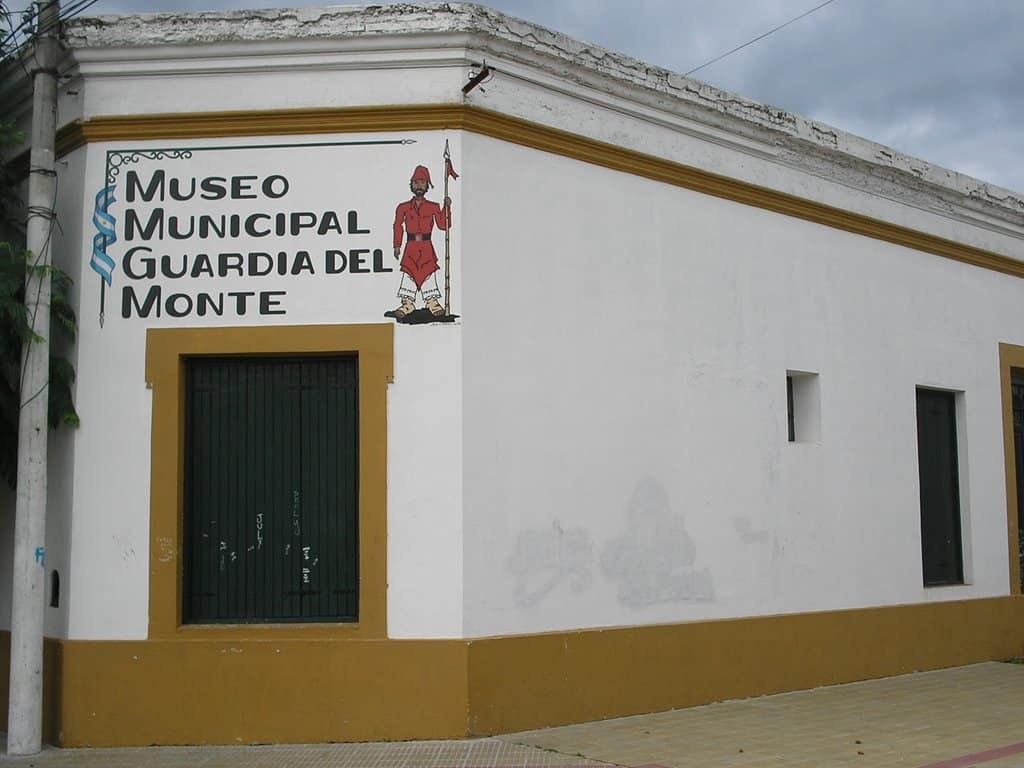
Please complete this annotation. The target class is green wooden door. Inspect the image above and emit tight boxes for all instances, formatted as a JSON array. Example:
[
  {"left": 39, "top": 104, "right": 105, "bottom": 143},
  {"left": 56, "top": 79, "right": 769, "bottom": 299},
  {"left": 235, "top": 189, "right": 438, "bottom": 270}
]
[{"left": 183, "top": 356, "right": 358, "bottom": 623}]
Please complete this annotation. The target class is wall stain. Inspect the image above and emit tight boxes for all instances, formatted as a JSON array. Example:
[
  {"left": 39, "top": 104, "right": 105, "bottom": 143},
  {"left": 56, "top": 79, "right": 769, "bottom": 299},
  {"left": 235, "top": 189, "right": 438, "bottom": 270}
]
[
  {"left": 155, "top": 536, "right": 175, "bottom": 563},
  {"left": 508, "top": 520, "right": 593, "bottom": 607},
  {"left": 734, "top": 517, "right": 770, "bottom": 544},
  {"left": 601, "top": 476, "right": 714, "bottom": 607}
]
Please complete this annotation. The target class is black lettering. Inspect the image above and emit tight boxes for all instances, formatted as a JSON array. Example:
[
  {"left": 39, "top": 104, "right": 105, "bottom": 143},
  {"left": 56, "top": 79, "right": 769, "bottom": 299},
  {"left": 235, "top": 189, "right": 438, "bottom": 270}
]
[
  {"left": 122, "top": 246, "right": 156, "bottom": 280},
  {"left": 200, "top": 177, "right": 227, "bottom": 200},
  {"left": 165, "top": 293, "right": 193, "bottom": 318},
  {"left": 191, "top": 253, "right": 215, "bottom": 278},
  {"left": 291, "top": 251, "right": 315, "bottom": 275},
  {"left": 245, "top": 214, "right": 272, "bottom": 237},
  {"left": 318, "top": 211, "right": 344, "bottom": 236},
  {"left": 168, "top": 177, "right": 196, "bottom": 201},
  {"left": 248, "top": 252, "right": 274, "bottom": 276},
  {"left": 372, "top": 248, "right": 393, "bottom": 273},
  {"left": 219, "top": 253, "right": 244, "bottom": 277},
  {"left": 196, "top": 292, "right": 224, "bottom": 316},
  {"left": 227, "top": 291, "right": 255, "bottom": 314},
  {"left": 121, "top": 284, "right": 160, "bottom": 318},
  {"left": 263, "top": 175, "right": 289, "bottom": 199},
  {"left": 167, "top": 215, "right": 195, "bottom": 239},
  {"left": 349, "top": 248, "right": 370, "bottom": 273},
  {"left": 290, "top": 212, "right": 317, "bottom": 235},
  {"left": 123, "top": 207, "right": 164, "bottom": 241},
  {"left": 347, "top": 210, "right": 370, "bottom": 234},
  {"left": 231, "top": 175, "right": 258, "bottom": 199},
  {"left": 125, "top": 170, "right": 164, "bottom": 204},
  {"left": 260, "top": 291, "right": 287, "bottom": 315},
  {"left": 325, "top": 250, "right": 347, "bottom": 274},
  {"left": 198, "top": 215, "right": 226, "bottom": 239},
  {"left": 160, "top": 254, "right": 188, "bottom": 279}
]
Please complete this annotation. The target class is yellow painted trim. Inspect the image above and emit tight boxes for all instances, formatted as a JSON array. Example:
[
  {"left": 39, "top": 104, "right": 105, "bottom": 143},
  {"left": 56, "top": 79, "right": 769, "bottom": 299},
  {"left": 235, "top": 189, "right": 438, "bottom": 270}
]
[
  {"left": 3, "top": 597, "right": 1022, "bottom": 746},
  {"left": 145, "top": 323, "right": 393, "bottom": 640},
  {"left": 466, "top": 596, "right": 1024, "bottom": 735},
  {"left": 56, "top": 637, "right": 468, "bottom": 747},
  {"left": 48, "top": 104, "right": 1024, "bottom": 279},
  {"left": 73, "top": 105, "right": 465, "bottom": 142},
  {"left": 1000, "top": 343, "right": 1024, "bottom": 595}
]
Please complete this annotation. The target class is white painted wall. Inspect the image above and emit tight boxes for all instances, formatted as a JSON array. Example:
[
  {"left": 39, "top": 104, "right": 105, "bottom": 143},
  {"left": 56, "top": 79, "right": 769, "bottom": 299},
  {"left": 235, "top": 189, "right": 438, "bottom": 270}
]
[
  {"left": 57, "top": 131, "right": 464, "bottom": 640},
  {"left": 460, "top": 132, "right": 1024, "bottom": 637},
  {"left": 5, "top": 15, "right": 1022, "bottom": 643},
  {"left": 464, "top": 54, "right": 1024, "bottom": 262}
]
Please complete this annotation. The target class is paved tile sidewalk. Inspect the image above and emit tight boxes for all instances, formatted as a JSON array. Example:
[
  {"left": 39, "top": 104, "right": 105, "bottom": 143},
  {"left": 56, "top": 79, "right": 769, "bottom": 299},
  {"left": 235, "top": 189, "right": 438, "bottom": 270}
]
[
  {"left": 2, "top": 662, "right": 1023, "bottom": 767},
  {"left": 0, "top": 738, "right": 616, "bottom": 768},
  {"left": 504, "top": 662, "right": 1024, "bottom": 768}
]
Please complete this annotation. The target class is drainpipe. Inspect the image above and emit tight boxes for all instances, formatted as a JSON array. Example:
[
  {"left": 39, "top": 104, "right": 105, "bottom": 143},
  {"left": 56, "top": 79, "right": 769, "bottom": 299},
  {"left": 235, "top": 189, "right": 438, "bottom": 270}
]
[{"left": 7, "top": 0, "right": 61, "bottom": 756}]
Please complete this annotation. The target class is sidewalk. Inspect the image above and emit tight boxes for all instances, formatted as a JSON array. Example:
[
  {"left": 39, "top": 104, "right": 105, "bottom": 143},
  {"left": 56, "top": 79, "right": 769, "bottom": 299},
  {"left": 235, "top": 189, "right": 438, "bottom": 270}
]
[{"left": 2, "top": 662, "right": 1022, "bottom": 767}]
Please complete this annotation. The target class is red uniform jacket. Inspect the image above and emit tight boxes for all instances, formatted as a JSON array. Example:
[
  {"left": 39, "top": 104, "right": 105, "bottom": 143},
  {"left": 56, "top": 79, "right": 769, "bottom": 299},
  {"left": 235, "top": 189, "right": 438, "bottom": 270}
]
[{"left": 394, "top": 197, "right": 451, "bottom": 287}]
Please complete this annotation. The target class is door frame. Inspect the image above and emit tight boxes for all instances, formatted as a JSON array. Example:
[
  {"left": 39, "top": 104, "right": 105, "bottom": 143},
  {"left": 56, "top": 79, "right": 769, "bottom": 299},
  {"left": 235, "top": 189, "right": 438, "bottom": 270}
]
[
  {"left": 146, "top": 323, "right": 393, "bottom": 639},
  {"left": 999, "top": 343, "right": 1024, "bottom": 595}
]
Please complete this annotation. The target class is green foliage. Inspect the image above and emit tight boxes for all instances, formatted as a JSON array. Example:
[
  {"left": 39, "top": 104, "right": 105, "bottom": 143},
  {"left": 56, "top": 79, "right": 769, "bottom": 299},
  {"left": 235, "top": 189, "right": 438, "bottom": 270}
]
[{"left": 0, "top": 120, "right": 79, "bottom": 489}]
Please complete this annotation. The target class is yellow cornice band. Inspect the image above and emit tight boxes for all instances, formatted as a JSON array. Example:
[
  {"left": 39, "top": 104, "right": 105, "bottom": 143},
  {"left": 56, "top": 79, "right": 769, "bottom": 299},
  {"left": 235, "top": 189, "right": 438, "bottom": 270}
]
[{"left": 48, "top": 103, "right": 1024, "bottom": 279}]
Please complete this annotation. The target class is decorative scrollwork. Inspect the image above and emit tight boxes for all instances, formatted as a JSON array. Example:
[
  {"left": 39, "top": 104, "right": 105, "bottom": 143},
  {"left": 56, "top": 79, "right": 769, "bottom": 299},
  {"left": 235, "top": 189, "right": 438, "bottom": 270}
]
[{"left": 105, "top": 149, "right": 193, "bottom": 185}]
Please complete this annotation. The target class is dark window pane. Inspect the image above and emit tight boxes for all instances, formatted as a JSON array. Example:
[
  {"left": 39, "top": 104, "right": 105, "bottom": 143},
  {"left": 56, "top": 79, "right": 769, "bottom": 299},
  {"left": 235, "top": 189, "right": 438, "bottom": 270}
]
[
  {"left": 916, "top": 388, "right": 963, "bottom": 586},
  {"left": 183, "top": 356, "right": 359, "bottom": 623},
  {"left": 1012, "top": 376, "right": 1024, "bottom": 592}
]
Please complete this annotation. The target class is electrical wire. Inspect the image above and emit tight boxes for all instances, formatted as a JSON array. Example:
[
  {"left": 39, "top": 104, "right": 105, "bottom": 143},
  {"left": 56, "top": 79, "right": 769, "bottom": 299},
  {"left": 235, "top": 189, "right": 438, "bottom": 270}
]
[
  {"left": 1, "top": 0, "right": 100, "bottom": 59},
  {"left": 684, "top": 0, "right": 840, "bottom": 77}
]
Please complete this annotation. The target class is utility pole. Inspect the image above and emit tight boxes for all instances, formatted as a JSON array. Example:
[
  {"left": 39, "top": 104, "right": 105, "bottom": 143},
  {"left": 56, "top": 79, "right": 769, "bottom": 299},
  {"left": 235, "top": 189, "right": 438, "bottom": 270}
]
[{"left": 8, "top": 0, "right": 60, "bottom": 755}]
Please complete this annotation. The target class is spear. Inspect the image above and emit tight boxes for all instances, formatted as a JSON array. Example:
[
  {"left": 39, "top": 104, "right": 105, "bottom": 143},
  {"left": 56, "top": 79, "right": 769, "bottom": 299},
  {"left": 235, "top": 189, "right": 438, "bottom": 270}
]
[{"left": 443, "top": 140, "right": 459, "bottom": 317}]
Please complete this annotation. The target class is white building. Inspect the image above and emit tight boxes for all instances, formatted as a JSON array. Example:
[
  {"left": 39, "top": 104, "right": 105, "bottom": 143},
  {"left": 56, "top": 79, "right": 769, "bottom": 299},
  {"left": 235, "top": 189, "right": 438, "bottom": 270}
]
[{"left": 2, "top": 2, "right": 1023, "bottom": 747}]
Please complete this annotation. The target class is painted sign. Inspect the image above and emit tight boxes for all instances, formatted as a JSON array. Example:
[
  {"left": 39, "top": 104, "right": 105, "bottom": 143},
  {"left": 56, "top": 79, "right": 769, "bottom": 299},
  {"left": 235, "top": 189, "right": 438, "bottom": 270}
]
[{"left": 89, "top": 136, "right": 460, "bottom": 327}]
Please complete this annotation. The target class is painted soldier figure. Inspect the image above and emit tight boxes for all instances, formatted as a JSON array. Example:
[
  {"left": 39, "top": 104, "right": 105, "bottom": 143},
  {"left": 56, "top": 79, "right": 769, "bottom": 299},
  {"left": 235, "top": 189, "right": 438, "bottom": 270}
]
[{"left": 392, "top": 165, "right": 451, "bottom": 318}]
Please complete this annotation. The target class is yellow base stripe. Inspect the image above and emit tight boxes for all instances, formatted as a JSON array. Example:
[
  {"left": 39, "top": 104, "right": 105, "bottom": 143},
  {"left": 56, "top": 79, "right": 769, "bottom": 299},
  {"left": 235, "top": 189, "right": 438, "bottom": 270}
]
[
  {"left": 57, "top": 639, "right": 469, "bottom": 747},
  {"left": 468, "top": 596, "right": 1024, "bottom": 734},
  {"left": 4, "top": 596, "right": 1022, "bottom": 747}
]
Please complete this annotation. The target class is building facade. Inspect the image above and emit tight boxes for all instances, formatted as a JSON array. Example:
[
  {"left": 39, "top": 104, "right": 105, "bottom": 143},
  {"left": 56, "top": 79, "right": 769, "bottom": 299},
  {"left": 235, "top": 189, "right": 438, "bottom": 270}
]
[{"left": 1, "top": 3, "right": 1024, "bottom": 747}]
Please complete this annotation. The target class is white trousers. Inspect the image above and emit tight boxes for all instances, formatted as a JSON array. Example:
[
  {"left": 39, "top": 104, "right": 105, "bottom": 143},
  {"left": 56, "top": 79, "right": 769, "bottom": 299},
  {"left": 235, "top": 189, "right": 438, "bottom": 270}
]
[{"left": 397, "top": 271, "right": 441, "bottom": 301}]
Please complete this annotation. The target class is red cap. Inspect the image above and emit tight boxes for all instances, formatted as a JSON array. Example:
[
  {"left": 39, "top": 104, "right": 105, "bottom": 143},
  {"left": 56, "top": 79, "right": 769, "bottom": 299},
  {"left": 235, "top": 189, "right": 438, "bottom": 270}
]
[{"left": 410, "top": 165, "right": 433, "bottom": 187}]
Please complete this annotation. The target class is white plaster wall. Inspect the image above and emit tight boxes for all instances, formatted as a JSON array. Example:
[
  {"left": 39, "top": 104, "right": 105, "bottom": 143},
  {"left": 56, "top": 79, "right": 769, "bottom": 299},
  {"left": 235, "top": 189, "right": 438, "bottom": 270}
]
[
  {"left": 465, "top": 57, "right": 1024, "bottom": 262},
  {"left": 387, "top": 326, "right": 463, "bottom": 638},
  {"left": 63, "top": 131, "right": 464, "bottom": 640},
  {"left": 72, "top": 53, "right": 467, "bottom": 119},
  {"left": 460, "top": 133, "right": 1024, "bottom": 637}
]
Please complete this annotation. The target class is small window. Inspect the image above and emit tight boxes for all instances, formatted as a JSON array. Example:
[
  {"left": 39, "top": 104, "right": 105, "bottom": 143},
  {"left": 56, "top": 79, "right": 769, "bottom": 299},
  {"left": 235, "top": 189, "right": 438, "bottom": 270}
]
[
  {"left": 786, "top": 371, "right": 820, "bottom": 443},
  {"left": 49, "top": 570, "right": 60, "bottom": 608},
  {"left": 916, "top": 388, "right": 964, "bottom": 586}
]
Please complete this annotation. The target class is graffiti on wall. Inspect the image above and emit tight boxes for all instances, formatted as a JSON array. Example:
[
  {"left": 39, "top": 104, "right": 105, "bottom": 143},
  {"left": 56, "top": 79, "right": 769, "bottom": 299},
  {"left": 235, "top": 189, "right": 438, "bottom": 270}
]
[
  {"left": 508, "top": 521, "right": 593, "bottom": 608},
  {"left": 601, "top": 477, "right": 714, "bottom": 607}
]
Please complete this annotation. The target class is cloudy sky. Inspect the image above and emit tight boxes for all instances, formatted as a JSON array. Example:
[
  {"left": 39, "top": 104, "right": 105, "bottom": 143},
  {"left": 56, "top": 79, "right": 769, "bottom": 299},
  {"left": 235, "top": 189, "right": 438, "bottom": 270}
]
[{"left": 15, "top": 0, "right": 1024, "bottom": 194}]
